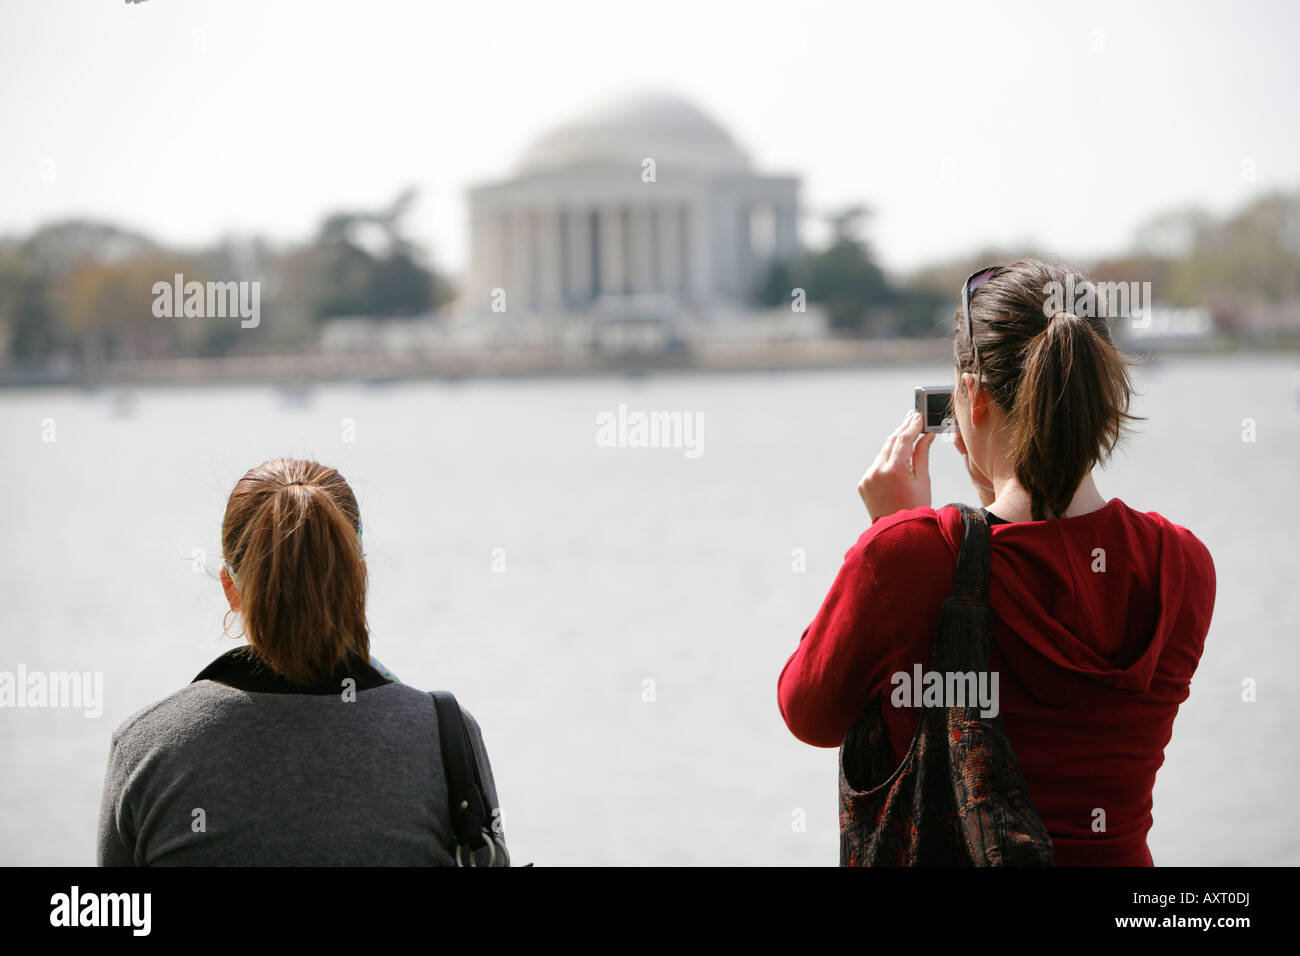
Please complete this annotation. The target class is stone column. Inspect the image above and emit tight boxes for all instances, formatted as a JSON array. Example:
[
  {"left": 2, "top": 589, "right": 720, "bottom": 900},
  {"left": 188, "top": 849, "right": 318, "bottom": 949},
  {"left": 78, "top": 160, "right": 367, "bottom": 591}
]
[
  {"left": 775, "top": 202, "right": 799, "bottom": 261},
  {"left": 506, "top": 208, "right": 533, "bottom": 314},
  {"left": 723, "top": 199, "right": 744, "bottom": 301},
  {"left": 628, "top": 204, "right": 654, "bottom": 295},
  {"left": 687, "top": 200, "right": 711, "bottom": 303},
  {"left": 656, "top": 204, "right": 680, "bottom": 295},
  {"left": 677, "top": 204, "right": 690, "bottom": 296},
  {"left": 736, "top": 200, "right": 760, "bottom": 301},
  {"left": 565, "top": 205, "right": 593, "bottom": 308},
  {"left": 599, "top": 204, "right": 625, "bottom": 297},
  {"left": 536, "top": 208, "right": 562, "bottom": 313},
  {"left": 494, "top": 209, "right": 512, "bottom": 310}
]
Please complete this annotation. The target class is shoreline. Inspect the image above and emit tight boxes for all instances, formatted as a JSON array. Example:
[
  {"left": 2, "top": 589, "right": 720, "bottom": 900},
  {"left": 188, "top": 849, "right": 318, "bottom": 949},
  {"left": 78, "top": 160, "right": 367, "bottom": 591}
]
[{"left": 1, "top": 334, "right": 1293, "bottom": 391}]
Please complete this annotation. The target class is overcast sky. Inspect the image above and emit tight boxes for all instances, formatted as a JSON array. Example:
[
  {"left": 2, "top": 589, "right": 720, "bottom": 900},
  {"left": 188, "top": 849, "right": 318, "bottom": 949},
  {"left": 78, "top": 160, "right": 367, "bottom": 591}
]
[{"left": 2, "top": 0, "right": 1297, "bottom": 279}]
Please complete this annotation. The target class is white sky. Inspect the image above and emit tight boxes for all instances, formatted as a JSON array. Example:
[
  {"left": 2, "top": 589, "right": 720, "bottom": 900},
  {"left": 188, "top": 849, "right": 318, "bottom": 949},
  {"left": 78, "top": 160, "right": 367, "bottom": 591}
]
[{"left": 2, "top": 0, "right": 1297, "bottom": 280}]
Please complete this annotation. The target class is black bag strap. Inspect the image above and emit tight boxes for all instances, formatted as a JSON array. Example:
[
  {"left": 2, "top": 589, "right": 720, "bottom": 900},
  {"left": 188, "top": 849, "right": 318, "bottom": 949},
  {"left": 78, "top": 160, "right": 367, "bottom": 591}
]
[
  {"left": 430, "top": 690, "right": 491, "bottom": 852},
  {"left": 933, "top": 502, "right": 993, "bottom": 675}
]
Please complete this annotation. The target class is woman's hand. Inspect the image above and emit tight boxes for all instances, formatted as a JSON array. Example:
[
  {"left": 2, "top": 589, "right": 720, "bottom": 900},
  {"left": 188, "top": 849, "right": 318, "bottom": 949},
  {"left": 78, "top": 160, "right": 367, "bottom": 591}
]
[{"left": 857, "top": 410, "right": 938, "bottom": 522}]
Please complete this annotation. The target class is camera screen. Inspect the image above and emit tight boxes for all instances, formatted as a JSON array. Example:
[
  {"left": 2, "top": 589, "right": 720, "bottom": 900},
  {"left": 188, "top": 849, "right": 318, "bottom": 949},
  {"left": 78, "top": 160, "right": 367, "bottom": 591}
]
[{"left": 925, "top": 390, "right": 951, "bottom": 430}]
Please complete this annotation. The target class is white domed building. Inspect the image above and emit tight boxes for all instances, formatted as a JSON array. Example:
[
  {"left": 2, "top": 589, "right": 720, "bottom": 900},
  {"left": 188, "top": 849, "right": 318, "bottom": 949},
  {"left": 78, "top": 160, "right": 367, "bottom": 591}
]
[{"left": 465, "top": 92, "right": 800, "bottom": 321}]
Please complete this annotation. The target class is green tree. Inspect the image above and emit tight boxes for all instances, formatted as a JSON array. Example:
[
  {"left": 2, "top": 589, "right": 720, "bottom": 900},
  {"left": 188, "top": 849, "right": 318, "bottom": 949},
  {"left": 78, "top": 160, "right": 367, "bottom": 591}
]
[
  {"left": 804, "top": 236, "right": 890, "bottom": 333},
  {"left": 0, "top": 252, "right": 55, "bottom": 363},
  {"left": 755, "top": 205, "right": 892, "bottom": 334},
  {"left": 305, "top": 188, "right": 453, "bottom": 320}
]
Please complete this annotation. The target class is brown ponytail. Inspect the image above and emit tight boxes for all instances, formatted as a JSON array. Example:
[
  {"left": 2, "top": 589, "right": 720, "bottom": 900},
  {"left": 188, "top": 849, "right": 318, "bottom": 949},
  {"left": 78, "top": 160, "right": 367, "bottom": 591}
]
[
  {"left": 220, "top": 458, "right": 369, "bottom": 684},
  {"left": 954, "top": 259, "right": 1145, "bottom": 522}
]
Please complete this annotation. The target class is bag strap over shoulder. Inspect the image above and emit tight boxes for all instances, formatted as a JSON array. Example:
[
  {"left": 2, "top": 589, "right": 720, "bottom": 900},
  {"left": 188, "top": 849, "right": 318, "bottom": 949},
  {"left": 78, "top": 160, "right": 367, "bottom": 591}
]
[
  {"left": 948, "top": 502, "right": 989, "bottom": 607},
  {"left": 430, "top": 689, "right": 500, "bottom": 864},
  {"left": 934, "top": 502, "right": 993, "bottom": 675}
]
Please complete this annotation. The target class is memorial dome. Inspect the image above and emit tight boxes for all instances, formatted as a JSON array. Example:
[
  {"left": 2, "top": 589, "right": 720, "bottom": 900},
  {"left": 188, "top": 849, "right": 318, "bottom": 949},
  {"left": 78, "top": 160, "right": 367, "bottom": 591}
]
[{"left": 516, "top": 92, "right": 752, "bottom": 175}]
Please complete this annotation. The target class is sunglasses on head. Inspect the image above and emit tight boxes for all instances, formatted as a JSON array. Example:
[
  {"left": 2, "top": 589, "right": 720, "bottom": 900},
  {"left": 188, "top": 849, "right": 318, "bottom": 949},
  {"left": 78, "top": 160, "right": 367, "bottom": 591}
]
[{"left": 961, "top": 265, "right": 1003, "bottom": 380}]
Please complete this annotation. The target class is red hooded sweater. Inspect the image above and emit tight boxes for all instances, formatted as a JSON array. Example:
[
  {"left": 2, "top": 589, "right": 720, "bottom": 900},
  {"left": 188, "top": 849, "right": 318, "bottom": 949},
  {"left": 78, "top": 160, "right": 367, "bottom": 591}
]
[{"left": 778, "top": 497, "right": 1216, "bottom": 866}]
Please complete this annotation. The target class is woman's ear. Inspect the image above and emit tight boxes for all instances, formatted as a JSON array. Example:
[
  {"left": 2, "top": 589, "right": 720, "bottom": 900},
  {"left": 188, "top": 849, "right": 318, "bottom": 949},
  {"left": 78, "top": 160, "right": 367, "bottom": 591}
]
[
  {"left": 220, "top": 565, "right": 241, "bottom": 612},
  {"left": 961, "top": 372, "right": 988, "bottom": 428}
]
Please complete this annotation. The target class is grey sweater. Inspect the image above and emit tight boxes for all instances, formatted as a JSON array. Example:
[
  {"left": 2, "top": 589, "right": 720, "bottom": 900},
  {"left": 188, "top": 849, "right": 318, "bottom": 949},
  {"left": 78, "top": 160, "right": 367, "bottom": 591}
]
[{"left": 96, "top": 647, "right": 504, "bottom": 866}]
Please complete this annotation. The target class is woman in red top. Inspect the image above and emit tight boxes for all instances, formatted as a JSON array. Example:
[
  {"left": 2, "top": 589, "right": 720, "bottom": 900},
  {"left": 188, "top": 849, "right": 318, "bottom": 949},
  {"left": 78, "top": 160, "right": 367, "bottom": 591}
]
[{"left": 778, "top": 259, "right": 1216, "bottom": 866}]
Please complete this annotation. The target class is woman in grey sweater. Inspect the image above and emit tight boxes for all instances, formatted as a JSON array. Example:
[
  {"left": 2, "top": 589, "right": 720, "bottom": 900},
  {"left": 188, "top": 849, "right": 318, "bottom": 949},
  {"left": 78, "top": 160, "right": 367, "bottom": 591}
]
[{"left": 96, "top": 458, "right": 506, "bottom": 866}]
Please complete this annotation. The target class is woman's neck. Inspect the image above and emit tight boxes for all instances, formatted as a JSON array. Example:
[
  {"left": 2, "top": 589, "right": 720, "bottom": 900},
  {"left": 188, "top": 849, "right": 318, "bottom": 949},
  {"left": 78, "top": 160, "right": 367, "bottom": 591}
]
[{"left": 986, "top": 471, "right": 1107, "bottom": 523}]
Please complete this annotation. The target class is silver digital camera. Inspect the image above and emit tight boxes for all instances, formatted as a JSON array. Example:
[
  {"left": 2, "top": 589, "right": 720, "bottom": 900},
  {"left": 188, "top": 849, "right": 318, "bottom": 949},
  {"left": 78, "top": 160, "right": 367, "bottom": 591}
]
[{"left": 914, "top": 385, "right": 956, "bottom": 433}]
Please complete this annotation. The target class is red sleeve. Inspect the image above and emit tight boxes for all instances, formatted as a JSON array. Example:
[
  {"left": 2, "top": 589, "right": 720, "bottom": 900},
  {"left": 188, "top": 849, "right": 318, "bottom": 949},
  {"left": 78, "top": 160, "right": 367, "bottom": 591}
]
[
  {"left": 777, "top": 508, "right": 952, "bottom": 748},
  {"left": 1183, "top": 528, "right": 1217, "bottom": 647},
  {"left": 1171, "top": 524, "right": 1217, "bottom": 671}
]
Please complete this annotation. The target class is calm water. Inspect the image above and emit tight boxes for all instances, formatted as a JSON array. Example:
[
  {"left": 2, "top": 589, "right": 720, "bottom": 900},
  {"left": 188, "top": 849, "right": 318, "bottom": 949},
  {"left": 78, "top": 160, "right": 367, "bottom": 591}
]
[{"left": 2, "top": 353, "right": 1298, "bottom": 865}]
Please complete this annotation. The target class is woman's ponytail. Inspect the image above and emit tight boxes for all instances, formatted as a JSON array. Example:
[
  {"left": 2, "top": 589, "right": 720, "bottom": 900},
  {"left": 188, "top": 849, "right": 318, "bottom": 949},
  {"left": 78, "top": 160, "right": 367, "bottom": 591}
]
[{"left": 221, "top": 459, "right": 369, "bottom": 684}]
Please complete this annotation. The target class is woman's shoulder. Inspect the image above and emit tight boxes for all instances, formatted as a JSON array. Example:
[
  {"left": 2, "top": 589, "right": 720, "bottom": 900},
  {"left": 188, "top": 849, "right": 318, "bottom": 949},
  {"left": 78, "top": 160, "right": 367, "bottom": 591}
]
[
  {"left": 108, "top": 680, "right": 234, "bottom": 756},
  {"left": 851, "top": 504, "right": 961, "bottom": 558},
  {"left": 1117, "top": 500, "right": 1215, "bottom": 577},
  {"left": 833, "top": 505, "right": 957, "bottom": 584},
  {"left": 109, "top": 673, "right": 439, "bottom": 754}
]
